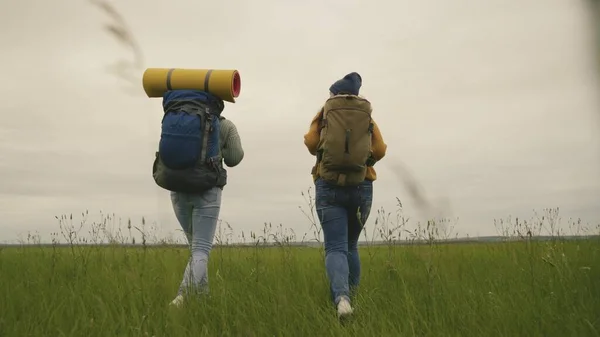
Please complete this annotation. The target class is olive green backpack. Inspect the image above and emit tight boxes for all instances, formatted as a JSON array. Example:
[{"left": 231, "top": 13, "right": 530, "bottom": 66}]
[{"left": 315, "top": 94, "right": 374, "bottom": 186}]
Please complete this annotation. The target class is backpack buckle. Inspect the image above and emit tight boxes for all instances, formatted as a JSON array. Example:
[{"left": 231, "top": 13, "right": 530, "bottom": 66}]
[
  {"left": 207, "top": 156, "right": 219, "bottom": 171},
  {"left": 319, "top": 119, "right": 328, "bottom": 130},
  {"left": 206, "top": 113, "right": 214, "bottom": 132}
]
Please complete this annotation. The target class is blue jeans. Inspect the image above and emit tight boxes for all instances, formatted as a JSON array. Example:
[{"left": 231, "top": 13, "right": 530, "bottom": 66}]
[
  {"left": 170, "top": 187, "right": 222, "bottom": 296},
  {"left": 315, "top": 178, "right": 373, "bottom": 305}
]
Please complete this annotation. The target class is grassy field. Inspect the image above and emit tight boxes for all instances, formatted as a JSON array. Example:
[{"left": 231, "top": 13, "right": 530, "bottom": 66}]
[{"left": 1, "top": 236, "right": 599, "bottom": 337}]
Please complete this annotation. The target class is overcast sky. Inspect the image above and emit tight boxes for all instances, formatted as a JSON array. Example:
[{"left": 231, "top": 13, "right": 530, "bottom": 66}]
[{"left": 1, "top": 0, "right": 599, "bottom": 244}]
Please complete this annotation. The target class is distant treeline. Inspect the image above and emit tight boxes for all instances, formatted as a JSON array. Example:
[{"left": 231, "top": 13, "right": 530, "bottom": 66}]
[{"left": 1, "top": 235, "right": 598, "bottom": 248}]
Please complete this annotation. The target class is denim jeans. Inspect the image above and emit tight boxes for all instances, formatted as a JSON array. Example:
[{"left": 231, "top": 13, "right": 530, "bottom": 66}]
[
  {"left": 315, "top": 178, "right": 373, "bottom": 305},
  {"left": 170, "top": 187, "right": 222, "bottom": 296}
]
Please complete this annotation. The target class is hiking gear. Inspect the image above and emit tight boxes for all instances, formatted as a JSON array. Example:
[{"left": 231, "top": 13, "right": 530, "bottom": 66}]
[
  {"left": 170, "top": 294, "right": 185, "bottom": 308},
  {"left": 142, "top": 68, "right": 242, "bottom": 103},
  {"left": 316, "top": 94, "right": 374, "bottom": 186},
  {"left": 329, "top": 72, "right": 362, "bottom": 96},
  {"left": 336, "top": 296, "right": 354, "bottom": 319},
  {"left": 152, "top": 90, "right": 227, "bottom": 193}
]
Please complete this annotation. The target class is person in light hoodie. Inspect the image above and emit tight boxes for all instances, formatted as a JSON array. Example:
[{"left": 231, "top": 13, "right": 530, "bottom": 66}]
[{"left": 152, "top": 89, "right": 245, "bottom": 307}]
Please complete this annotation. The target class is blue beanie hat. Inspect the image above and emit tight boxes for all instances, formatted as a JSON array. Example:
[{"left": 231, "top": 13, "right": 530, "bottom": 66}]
[{"left": 329, "top": 72, "right": 362, "bottom": 96}]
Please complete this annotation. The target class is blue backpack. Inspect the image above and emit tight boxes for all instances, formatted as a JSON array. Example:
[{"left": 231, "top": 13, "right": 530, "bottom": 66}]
[{"left": 152, "top": 90, "right": 228, "bottom": 193}]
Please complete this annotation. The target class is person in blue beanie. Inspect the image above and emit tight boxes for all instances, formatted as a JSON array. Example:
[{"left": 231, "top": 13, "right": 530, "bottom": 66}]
[{"left": 304, "top": 72, "right": 387, "bottom": 318}]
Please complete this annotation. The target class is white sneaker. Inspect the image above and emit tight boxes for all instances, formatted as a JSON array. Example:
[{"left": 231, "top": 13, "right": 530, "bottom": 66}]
[
  {"left": 336, "top": 297, "right": 353, "bottom": 319},
  {"left": 169, "top": 294, "right": 184, "bottom": 308}
]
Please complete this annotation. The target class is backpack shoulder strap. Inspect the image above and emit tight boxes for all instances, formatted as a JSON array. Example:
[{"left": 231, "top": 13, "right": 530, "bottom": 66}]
[{"left": 317, "top": 107, "right": 326, "bottom": 131}]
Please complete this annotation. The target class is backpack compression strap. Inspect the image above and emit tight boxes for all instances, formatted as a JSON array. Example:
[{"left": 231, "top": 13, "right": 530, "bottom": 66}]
[{"left": 199, "top": 108, "right": 212, "bottom": 164}]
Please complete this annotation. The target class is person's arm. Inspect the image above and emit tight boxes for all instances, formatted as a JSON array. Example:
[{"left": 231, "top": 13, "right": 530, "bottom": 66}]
[
  {"left": 221, "top": 119, "right": 244, "bottom": 167},
  {"left": 371, "top": 120, "right": 387, "bottom": 162},
  {"left": 303, "top": 108, "right": 323, "bottom": 156}
]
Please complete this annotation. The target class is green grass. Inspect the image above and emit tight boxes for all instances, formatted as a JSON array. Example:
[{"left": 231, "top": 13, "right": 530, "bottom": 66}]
[{"left": 1, "top": 238, "right": 599, "bottom": 337}]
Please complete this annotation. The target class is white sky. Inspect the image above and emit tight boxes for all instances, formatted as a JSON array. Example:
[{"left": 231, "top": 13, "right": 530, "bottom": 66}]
[{"left": 1, "top": 0, "right": 599, "bottom": 243}]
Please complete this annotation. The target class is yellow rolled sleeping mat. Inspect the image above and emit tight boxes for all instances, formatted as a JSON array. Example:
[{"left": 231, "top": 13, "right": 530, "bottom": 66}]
[{"left": 142, "top": 68, "right": 241, "bottom": 103}]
